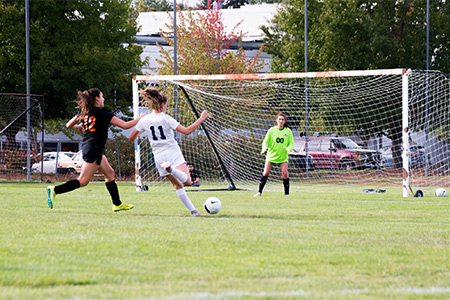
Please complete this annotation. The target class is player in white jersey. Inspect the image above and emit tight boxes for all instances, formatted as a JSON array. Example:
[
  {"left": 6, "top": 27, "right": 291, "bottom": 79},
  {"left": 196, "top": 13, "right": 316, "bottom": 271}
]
[{"left": 129, "top": 88, "right": 209, "bottom": 216}]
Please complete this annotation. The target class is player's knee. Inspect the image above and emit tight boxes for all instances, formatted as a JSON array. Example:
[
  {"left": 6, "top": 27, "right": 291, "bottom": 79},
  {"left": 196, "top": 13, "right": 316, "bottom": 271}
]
[
  {"left": 78, "top": 178, "right": 89, "bottom": 187},
  {"left": 184, "top": 179, "right": 192, "bottom": 186},
  {"left": 172, "top": 181, "right": 183, "bottom": 190},
  {"left": 104, "top": 171, "right": 115, "bottom": 182}
]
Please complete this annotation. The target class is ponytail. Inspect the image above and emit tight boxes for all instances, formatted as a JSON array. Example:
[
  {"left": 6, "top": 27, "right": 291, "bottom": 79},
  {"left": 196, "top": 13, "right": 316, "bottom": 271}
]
[{"left": 75, "top": 88, "right": 101, "bottom": 117}]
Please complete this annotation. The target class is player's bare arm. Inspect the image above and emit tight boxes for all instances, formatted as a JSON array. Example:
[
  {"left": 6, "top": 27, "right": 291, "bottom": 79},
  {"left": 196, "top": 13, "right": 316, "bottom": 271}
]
[
  {"left": 66, "top": 115, "right": 80, "bottom": 129},
  {"left": 176, "top": 110, "right": 209, "bottom": 135},
  {"left": 110, "top": 113, "right": 145, "bottom": 130},
  {"left": 66, "top": 115, "right": 84, "bottom": 133},
  {"left": 128, "top": 128, "right": 143, "bottom": 142}
]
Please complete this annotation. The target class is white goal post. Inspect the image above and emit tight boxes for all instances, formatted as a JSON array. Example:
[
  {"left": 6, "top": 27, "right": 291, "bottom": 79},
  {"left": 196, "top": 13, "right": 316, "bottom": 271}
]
[{"left": 132, "top": 68, "right": 450, "bottom": 197}]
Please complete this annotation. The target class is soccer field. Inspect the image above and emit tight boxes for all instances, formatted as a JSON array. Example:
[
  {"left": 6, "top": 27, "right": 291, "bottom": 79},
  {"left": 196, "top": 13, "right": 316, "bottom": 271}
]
[{"left": 1, "top": 181, "right": 449, "bottom": 299}]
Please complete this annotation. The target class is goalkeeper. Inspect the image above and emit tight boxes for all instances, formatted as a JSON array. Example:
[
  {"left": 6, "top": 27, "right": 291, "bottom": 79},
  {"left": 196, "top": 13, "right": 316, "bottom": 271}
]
[{"left": 254, "top": 112, "right": 294, "bottom": 197}]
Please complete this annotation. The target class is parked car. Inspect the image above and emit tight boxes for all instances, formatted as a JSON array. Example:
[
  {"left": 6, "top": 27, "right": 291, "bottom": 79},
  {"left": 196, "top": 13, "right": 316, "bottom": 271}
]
[
  {"left": 295, "top": 137, "right": 382, "bottom": 170},
  {"left": 31, "top": 152, "right": 76, "bottom": 173},
  {"left": 381, "top": 145, "right": 425, "bottom": 169},
  {"left": 289, "top": 151, "right": 315, "bottom": 171},
  {"left": 57, "top": 150, "right": 84, "bottom": 174}
]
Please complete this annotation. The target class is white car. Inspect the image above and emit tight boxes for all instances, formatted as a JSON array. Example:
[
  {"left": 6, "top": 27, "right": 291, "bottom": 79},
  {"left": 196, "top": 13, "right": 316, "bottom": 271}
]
[
  {"left": 57, "top": 150, "right": 84, "bottom": 174},
  {"left": 31, "top": 151, "right": 76, "bottom": 174}
]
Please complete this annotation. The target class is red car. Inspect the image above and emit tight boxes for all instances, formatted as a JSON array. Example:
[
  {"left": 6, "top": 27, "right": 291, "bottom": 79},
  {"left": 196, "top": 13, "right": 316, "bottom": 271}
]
[{"left": 295, "top": 137, "right": 382, "bottom": 170}]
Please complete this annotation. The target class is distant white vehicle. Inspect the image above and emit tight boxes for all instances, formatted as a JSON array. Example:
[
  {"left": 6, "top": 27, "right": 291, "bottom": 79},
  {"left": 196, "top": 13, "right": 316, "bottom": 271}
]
[
  {"left": 32, "top": 152, "right": 76, "bottom": 174},
  {"left": 57, "top": 150, "right": 84, "bottom": 174}
]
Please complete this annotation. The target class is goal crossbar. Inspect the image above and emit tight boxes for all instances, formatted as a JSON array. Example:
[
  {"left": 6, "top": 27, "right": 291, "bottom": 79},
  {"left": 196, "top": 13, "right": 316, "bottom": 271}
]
[{"left": 134, "top": 68, "right": 406, "bottom": 82}]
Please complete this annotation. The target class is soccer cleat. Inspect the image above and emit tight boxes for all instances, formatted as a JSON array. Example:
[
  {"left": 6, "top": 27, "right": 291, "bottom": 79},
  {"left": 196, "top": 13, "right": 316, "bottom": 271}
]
[
  {"left": 46, "top": 186, "right": 55, "bottom": 209},
  {"left": 285, "top": 194, "right": 290, "bottom": 197},
  {"left": 253, "top": 192, "right": 262, "bottom": 197},
  {"left": 113, "top": 202, "right": 135, "bottom": 212},
  {"left": 160, "top": 161, "right": 172, "bottom": 172},
  {"left": 191, "top": 209, "right": 202, "bottom": 217}
]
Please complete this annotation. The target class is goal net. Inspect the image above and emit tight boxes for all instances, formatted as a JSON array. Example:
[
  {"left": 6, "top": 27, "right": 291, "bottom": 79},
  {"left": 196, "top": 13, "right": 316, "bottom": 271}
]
[
  {"left": 132, "top": 69, "right": 450, "bottom": 196},
  {"left": 0, "top": 93, "right": 44, "bottom": 180}
]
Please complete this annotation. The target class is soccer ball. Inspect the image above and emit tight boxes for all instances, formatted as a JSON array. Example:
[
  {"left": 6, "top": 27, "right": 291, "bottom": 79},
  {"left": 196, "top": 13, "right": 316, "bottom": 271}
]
[
  {"left": 435, "top": 188, "right": 447, "bottom": 197},
  {"left": 204, "top": 197, "right": 222, "bottom": 214}
]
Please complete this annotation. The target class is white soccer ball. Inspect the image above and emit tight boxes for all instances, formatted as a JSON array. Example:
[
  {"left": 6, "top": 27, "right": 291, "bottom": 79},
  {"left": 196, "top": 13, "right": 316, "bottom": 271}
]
[
  {"left": 204, "top": 197, "right": 222, "bottom": 214},
  {"left": 435, "top": 188, "right": 447, "bottom": 197}
]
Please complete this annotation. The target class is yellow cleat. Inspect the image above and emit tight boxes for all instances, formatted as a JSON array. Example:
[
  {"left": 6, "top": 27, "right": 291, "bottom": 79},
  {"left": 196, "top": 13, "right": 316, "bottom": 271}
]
[
  {"left": 113, "top": 202, "right": 135, "bottom": 212},
  {"left": 46, "top": 186, "right": 55, "bottom": 209}
]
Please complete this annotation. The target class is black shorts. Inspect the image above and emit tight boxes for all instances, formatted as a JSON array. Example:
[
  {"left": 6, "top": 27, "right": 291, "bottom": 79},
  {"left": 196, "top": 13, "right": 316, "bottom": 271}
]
[{"left": 82, "top": 144, "right": 103, "bottom": 165}]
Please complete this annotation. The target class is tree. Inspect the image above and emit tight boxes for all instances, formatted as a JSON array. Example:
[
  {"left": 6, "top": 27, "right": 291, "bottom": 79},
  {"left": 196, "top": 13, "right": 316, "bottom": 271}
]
[
  {"left": 0, "top": 0, "right": 145, "bottom": 125},
  {"left": 156, "top": 1, "right": 264, "bottom": 75},
  {"left": 135, "top": 0, "right": 174, "bottom": 12},
  {"left": 261, "top": 0, "right": 450, "bottom": 74}
]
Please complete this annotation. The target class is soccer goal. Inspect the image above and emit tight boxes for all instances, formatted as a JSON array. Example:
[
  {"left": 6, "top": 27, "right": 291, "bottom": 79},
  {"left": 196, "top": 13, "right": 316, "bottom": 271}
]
[
  {"left": 0, "top": 93, "right": 44, "bottom": 180},
  {"left": 132, "top": 69, "right": 450, "bottom": 197}
]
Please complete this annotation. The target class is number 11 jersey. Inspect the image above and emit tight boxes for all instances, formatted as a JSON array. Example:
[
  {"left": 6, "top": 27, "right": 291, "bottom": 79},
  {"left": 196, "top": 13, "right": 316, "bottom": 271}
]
[{"left": 135, "top": 112, "right": 181, "bottom": 156}]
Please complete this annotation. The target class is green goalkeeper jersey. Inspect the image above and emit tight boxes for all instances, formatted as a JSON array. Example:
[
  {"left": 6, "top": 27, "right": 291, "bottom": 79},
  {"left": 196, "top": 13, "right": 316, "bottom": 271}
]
[{"left": 261, "top": 126, "right": 294, "bottom": 163}]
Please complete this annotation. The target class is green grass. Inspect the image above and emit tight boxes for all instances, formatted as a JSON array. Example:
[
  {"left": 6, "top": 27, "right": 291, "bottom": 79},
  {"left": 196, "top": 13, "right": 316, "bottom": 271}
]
[{"left": 1, "top": 181, "right": 450, "bottom": 299}]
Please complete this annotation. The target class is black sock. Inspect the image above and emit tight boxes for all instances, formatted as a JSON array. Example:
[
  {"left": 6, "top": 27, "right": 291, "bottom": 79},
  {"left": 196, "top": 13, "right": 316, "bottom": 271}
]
[
  {"left": 54, "top": 179, "right": 80, "bottom": 195},
  {"left": 258, "top": 176, "right": 268, "bottom": 193},
  {"left": 283, "top": 178, "right": 290, "bottom": 195},
  {"left": 106, "top": 180, "right": 122, "bottom": 206}
]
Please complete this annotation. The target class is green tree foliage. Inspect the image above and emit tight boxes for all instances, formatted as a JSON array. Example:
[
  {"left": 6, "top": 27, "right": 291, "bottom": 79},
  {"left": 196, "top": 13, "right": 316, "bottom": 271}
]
[
  {"left": 0, "top": 0, "right": 145, "bottom": 125},
  {"left": 262, "top": 0, "right": 450, "bottom": 74},
  {"left": 135, "top": 0, "right": 174, "bottom": 12}
]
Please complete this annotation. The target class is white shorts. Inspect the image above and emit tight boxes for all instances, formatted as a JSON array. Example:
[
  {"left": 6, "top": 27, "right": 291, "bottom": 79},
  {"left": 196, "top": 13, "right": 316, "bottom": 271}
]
[{"left": 153, "top": 147, "right": 186, "bottom": 177}]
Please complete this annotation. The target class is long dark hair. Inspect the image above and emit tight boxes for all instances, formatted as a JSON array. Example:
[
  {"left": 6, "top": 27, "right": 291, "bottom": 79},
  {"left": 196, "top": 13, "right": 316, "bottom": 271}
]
[
  {"left": 141, "top": 88, "right": 167, "bottom": 112},
  {"left": 75, "top": 88, "right": 101, "bottom": 117},
  {"left": 275, "top": 112, "right": 289, "bottom": 128}
]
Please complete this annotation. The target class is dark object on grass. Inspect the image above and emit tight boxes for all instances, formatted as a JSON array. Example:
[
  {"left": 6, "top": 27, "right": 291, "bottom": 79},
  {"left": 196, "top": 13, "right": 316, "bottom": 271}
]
[{"left": 363, "top": 189, "right": 386, "bottom": 193}]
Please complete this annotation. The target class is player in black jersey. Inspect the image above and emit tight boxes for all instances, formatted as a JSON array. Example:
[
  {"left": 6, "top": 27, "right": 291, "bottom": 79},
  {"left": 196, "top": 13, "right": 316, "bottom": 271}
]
[{"left": 46, "top": 88, "right": 144, "bottom": 212}]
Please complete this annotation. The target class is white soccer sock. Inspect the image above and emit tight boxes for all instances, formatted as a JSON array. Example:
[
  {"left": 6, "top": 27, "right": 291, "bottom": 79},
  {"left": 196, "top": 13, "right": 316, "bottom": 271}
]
[
  {"left": 176, "top": 188, "right": 196, "bottom": 212},
  {"left": 171, "top": 168, "right": 189, "bottom": 183}
]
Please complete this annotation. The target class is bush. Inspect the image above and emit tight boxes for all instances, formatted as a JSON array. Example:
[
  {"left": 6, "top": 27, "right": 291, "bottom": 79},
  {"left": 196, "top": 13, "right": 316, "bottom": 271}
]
[{"left": 104, "top": 135, "right": 135, "bottom": 178}]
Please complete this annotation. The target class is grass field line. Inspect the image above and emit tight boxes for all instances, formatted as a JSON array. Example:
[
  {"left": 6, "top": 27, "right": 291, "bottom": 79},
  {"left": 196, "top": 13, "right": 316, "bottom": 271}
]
[
  {"left": 36, "top": 211, "right": 450, "bottom": 227},
  {"left": 149, "top": 286, "right": 450, "bottom": 299}
]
